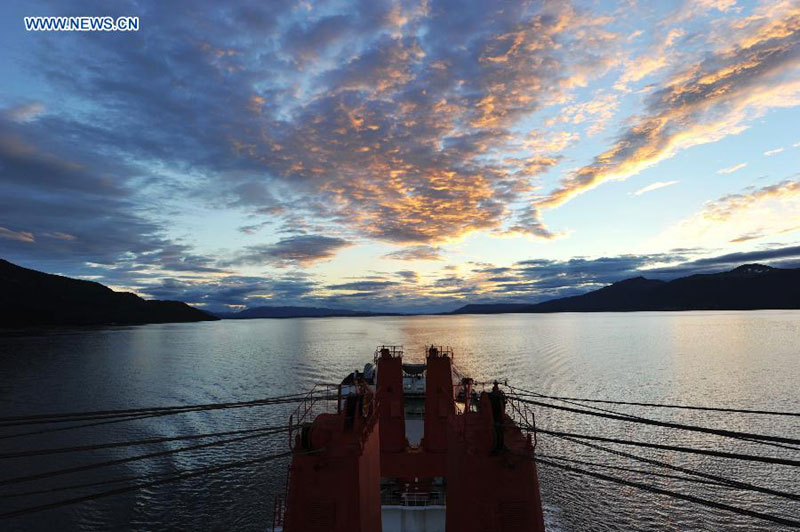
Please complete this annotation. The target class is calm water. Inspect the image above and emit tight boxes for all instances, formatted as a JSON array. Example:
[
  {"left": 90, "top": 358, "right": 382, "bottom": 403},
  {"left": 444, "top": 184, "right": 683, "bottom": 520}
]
[{"left": 1, "top": 311, "right": 799, "bottom": 531}]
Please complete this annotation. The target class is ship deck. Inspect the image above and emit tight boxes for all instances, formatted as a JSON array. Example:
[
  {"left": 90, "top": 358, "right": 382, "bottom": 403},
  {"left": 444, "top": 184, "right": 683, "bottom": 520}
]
[{"left": 278, "top": 345, "right": 545, "bottom": 532}]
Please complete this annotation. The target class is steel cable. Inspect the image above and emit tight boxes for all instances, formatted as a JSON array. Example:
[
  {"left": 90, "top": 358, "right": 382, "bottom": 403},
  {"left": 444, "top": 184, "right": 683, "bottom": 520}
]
[
  {"left": 506, "top": 387, "right": 800, "bottom": 417},
  {"left": 0, "top": 450, "right": 296, "bottom": 520},
  {"left": 526, "top": 427, "right": 800, "bottom": 466},
  {"left": 0, "top": 424, "right": 292, "bottom": 460},
  {"left": 509, "top": 395, "right": 800, "bottom": 446},
  {"left": 537, "top": 457, "right": 800, "bottom": 528},
  {"left": 0, "top": 425, "right": 291, "bottom": 486},
  {"left": 536, "top": 453, "right": 732, "bottom": 487},
  {"left": 0, "top": 393, "right": 317, "bottom": 427},
  {"left": 543, "top": 432, "right": 800, "bottom": 501}
]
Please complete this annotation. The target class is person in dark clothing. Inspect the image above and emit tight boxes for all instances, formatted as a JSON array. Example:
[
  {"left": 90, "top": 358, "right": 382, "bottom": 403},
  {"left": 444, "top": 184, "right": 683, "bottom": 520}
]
[{"left": 489, "top": 381, "right": 506, "bottom": 453}]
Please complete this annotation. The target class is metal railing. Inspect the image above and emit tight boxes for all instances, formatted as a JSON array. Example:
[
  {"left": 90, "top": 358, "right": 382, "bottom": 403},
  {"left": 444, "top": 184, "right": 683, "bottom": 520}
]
[
  {"left": 381, "top": 489, "right": 446, "bottom": 507},
  {"left": 274, "top": 384, "right": 339, "bottom": 532},
  {"left": 271, "top": 493, "right": 285, "bottom": 531},
  {"left": 374, "top": 345, "right": 403, "bottom": 364},
  {"left": 425, "top": 345, "right": 454, "bottom": 359},
  {"left": 287, "top": 384, "right": 339, "bottom": 450},
  {"left": 506, "top": 394, "right": 538, "bottom": 451}
]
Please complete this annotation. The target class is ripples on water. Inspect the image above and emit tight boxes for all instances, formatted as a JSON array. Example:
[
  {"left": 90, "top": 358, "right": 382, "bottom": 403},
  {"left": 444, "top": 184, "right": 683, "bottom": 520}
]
[{"left": 1, "top": 311, "right": 799, "bottom": 531}]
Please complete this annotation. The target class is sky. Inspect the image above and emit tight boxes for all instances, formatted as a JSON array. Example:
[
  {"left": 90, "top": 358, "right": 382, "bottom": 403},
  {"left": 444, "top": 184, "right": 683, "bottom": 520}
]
[{"left": 1, "top": 0, "right": 799, "bottom": 313}]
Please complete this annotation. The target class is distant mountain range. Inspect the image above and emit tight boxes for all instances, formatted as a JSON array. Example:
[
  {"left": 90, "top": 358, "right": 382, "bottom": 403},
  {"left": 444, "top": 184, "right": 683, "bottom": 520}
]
[
  {"left": 0, "top": 259, "right": 217, "bottom": 328},
  {"left": 216, "top": 306, "right": 401, "bottom": 319},
  {"left": 3, "top": 259, "right": 798, "bottom": 328},
  {"left": 452, "top": 264, "right": 800, "bottom": 314}
]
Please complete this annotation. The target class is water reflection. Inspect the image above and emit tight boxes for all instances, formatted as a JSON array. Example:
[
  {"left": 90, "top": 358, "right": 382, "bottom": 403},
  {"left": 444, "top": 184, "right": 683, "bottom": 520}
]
[{"left": 1, "top": 311, "right": 798, "bottom": 531}]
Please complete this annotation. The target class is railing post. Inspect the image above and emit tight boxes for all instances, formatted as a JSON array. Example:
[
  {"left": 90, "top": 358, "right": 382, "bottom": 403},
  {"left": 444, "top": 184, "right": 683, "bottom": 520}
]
[{"left": 288, "top": 414, "right": 293, "bottom": 449}]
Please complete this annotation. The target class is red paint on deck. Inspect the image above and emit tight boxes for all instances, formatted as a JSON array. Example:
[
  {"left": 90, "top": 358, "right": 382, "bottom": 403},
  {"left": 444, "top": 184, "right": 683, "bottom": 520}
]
[
  {"left": 376, "top": 348, "right": 407, "bottom": 453},
  {"left": 423, "top": 347, "right": 455, "bottom": 454},
  {"left": 280, "top": 346, "right": 545, "bottom": 532},
  {"left": 283, "top": 398, "right": 382, "bottom": 531},
  {"left": 446, "top": 392, "right": 545, "bottom": 531}
]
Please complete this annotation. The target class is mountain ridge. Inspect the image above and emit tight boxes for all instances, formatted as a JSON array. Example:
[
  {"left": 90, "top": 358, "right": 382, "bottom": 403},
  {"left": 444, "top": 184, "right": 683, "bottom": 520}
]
[
  {"left": 451, "top": 263, "right": 800, "bottom": 314},
  {"left": 0, "top": 259, "right": 217, "bottom": 328},
  {"left": 4, "top": 259, "right": 799, "bottom": 325}
]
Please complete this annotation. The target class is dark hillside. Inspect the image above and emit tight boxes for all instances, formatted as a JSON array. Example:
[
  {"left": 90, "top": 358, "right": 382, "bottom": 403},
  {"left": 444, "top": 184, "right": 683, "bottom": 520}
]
[{"left": 0, "top": 259, "right": 217, "bottom": 327}]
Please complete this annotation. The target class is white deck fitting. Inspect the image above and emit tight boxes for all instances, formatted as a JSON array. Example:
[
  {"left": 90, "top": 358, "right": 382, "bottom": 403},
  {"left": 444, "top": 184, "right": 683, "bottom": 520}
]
[
  {"left": 381, "top": 506, "right": 446, "bottom": 532},
  {"left": 403, "top": 375, "right": 426, "bottom": 395},
  {"left": 405, "top": 419, "right": 424, "bottom": 446}
]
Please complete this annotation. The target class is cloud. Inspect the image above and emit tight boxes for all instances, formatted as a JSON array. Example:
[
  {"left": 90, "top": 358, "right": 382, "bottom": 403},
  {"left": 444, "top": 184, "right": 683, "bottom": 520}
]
[
  {"left": 689, "top": 180, "right": 800, "bottom": 222},
  {"left": 0, "top": 226, "right": 35, "bottom": 242},
  {"left": 615, "top": 27, "right": 686, "bottom": 89},
  {"left": 281, "top": 14, "right": 356, "bottom": 65},
  {"left": 671, "top": 244, "right": 800, "bottom": 271},
  {"left": 633, "top": 180, "right": 679, "bottom": 196},
  {"left": 534, "top": 3, "right": 800, "bottom": 228},
  {"left": 0, "top": 121, "right": 211, "bottom": 277},
  {"left": 657, "top": 180, "right": 800, "bottom": 248},
  {"left": 4, "top": 0, "right": 800, "bottom": 312},
  {"left": 717, "top": 162, "right": 748, "bottom": 174},
  {"left": 13, "top": 1, "right": 625, "bottom": 247},
  {"left": 522, "top": 131, "right": 581, "bottom": 153},
  {"left": 141, "top": 273, "right": 318, "bottom": 309},
  {"left": 141, "top": 242, "right": 800, "bottom": 311},
  {"left": 42, "top": 232, "right": 77, "bottom": 241},
  {"left": 665, "top": 0, "right": 737, "bottom": 25},
  {"left": 551, "top": 94, "right": 619, "bottom": 136},
  {"left": 764, "top": 147, "right": 784, "bottom": 156},
  {"left": 501, "top": 205, "right": 561, "bottom": 239},
  {"left": 238, "top": 222, "right": 270, "bottom": 235},
  {"left": 395, "top": 270, "right": 419, "bottom": 283},
  {"left": 4, "top": 103, "right": 45, "bottom": 123},
  {"left": 429, "top": 243, "right": 800, "bottom": 305},
  {"left": 729, "top": 232, "right": 764, "bottom": 243},
  {"left": 224, "top": 235, "right": 352, "bottom": 267},
  {"left": 413, "top": 252, "right": 689, "bottom": 303},
  {"left": 327, "top": 280, "right": 400, "bottom": 292},
  {"left": 382, "top": 245, "right": 443, "bottom": 261}
]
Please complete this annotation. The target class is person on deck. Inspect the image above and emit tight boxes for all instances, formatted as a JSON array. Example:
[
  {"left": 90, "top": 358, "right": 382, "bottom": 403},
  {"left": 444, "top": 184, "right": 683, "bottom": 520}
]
[{"left": 489, "top": 381, "right": 506, "bottom": 454}]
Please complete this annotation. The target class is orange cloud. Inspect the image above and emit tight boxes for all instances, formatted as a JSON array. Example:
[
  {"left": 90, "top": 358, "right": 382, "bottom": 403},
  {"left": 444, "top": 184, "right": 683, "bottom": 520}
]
[
  {"left": 535, "top": 5, "right": 800, "bottom": 221},
  {"left": 656, "top": 180, "right": 800, "bottom": 248},
  {"left": 228, "top": 3, "right": 621, "bottom": 245},
  {"left": 547, "top": 94, "right": 619, "bottom": 136}
]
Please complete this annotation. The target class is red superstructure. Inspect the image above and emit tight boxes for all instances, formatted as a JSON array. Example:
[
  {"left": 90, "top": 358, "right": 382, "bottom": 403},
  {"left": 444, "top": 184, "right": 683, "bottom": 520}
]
[{"left": 276, "top": 345, "right": 545, "bottom": 532}]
